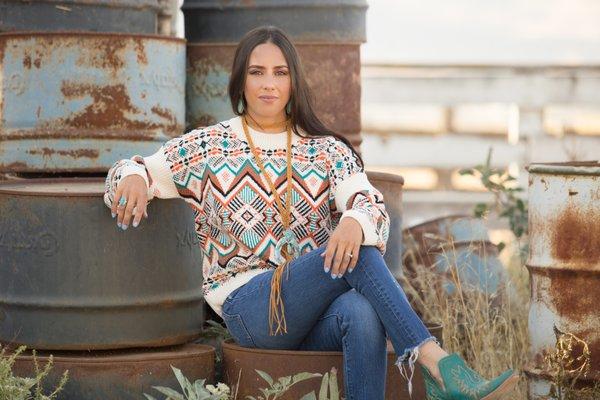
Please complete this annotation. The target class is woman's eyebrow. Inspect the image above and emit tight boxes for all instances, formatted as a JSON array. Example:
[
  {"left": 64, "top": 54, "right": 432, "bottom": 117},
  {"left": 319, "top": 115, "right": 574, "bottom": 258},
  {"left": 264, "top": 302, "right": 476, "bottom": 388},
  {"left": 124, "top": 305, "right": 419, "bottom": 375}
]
[{"left": 248, "top": 65, "right": 289, "bottom": 69}]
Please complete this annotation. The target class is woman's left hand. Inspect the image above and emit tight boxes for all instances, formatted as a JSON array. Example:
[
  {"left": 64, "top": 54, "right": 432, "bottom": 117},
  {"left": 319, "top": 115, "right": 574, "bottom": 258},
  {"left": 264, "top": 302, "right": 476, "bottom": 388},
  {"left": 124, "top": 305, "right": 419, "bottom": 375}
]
[{"left": 321, "top": 217, "right": 364, "bottom": 278}]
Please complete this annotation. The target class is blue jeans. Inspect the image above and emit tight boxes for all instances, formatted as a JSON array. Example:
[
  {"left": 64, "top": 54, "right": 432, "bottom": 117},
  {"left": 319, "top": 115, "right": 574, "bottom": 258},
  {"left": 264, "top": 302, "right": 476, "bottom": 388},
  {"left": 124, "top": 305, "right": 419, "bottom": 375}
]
[{"left": 221, "top": 244, "right": 437, "bottom": 400}]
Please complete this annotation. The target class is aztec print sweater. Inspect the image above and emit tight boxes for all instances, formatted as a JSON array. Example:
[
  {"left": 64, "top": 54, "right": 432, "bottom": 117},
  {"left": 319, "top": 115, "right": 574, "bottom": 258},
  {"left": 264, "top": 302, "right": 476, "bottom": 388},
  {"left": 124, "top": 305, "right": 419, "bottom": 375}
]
[{"left": 104, "top": 116, "right": 390, "bottom": 317}]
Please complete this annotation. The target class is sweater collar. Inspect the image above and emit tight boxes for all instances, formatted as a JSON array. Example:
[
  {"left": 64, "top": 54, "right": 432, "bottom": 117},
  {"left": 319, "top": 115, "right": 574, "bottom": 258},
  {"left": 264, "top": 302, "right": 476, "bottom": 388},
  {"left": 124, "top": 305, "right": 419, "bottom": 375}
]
[{"left": 228, "top": 116, "right": 303, "bottom": 150}]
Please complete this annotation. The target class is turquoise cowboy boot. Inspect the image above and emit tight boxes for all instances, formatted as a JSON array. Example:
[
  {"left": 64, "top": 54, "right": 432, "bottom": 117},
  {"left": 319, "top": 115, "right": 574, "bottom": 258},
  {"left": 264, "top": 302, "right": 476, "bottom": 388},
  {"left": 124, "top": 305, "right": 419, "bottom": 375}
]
[{"left": 420, "top": 353, "right": 518, "bottom": 400}]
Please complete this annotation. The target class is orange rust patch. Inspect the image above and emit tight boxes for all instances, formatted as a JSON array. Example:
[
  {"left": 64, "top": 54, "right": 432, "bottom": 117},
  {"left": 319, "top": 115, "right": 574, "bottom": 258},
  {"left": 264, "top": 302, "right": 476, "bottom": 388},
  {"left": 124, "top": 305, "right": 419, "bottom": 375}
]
[
  {"left": 133, "top": 38, "right": 148, "bottom": 65},
  {"left": 59, "top": 82, "right": 180, "bottom": 134},
  {"left": 546, "top": 269, "right": 600, "bottom": 371},
  {"left": 552, "top": 207, "right": 600, "bottom": 265},
  {"left": 548, "top": 270, "right": 599, "bottom": 322},
  {"left": 76, "top": 37, "right": 127, "bottom": 71}
]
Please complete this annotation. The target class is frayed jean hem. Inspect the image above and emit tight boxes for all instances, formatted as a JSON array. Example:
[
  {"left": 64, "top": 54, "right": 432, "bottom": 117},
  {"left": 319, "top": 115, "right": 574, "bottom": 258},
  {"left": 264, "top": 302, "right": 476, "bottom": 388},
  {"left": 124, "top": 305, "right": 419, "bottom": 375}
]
[{"left": 394, "top": 336, "right": 440, "bottom": 398}]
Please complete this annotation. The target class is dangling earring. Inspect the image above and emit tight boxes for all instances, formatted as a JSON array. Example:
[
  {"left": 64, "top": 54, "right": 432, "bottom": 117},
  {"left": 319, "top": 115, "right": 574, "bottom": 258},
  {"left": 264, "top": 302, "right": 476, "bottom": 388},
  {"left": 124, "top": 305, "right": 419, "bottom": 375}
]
[
  {"left": 285, "top": 100, "right": 292, "bottom": 115},
  {"left": 238, "top": 96, "right": 245, "bottom": 114}
]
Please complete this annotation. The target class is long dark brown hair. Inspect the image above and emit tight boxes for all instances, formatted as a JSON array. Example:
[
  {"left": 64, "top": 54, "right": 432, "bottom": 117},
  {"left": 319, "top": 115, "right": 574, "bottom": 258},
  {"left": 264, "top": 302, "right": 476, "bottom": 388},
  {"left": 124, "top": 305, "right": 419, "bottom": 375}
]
[{"left": 228, "top": 25, "right": 364, "bottom": 168}]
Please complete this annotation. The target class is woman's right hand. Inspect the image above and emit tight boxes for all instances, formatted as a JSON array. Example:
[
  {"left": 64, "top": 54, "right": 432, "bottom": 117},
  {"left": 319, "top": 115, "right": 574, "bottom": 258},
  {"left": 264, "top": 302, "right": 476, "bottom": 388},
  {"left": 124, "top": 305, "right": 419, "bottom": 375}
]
[{"left": 112, "top": 175, "right": 149, "bottom": 230}]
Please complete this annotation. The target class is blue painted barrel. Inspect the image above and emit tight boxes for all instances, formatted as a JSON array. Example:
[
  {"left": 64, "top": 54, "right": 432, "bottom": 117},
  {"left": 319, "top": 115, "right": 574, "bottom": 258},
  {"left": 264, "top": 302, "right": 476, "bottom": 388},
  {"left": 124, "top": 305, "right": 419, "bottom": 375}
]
[
  {"left": 0, "top": 32, "right": 185, "bottom": 173},
  {"left": 403, "top": 215, "right": 506, "bottom": 296},
  {"left": 0, "top": 0, "right": 160, "bottom": 34},
  {"left": 0, "top": 178, "right": 205, "bottom": 350}
]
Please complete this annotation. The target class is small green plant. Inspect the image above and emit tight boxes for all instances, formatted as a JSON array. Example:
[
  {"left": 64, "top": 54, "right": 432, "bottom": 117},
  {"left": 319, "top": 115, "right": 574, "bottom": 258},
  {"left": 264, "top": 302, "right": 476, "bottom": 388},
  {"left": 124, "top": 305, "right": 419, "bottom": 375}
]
[
  {"left": 296, "top": 368, "right": 342, "bottom": 400},
  {"left": 459, "top": 147, "right": 528, "bottom": 260},
  {"left": 144, "top": 365, "right": 226, "bottom": 400},
  {"left": 0, "top": 344, "right": 69, "bottom": 400},
  {"left": 144, "top": 366, "right": 343, "bottom": 400},
  {"left": 246, "top": 369, "right": 323, "bottom": 400}
]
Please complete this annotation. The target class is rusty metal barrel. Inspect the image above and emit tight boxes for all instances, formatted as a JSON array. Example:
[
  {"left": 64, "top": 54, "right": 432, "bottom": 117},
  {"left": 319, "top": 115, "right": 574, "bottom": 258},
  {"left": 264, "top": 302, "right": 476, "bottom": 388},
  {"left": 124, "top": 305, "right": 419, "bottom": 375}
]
[
  {"left": 0, "top": 178, "right": 205, "bottom": 350},
  {"left": 10, "top": 343, "right": 215, "bottom": 400},
  {"left": 222, "top": 323, "right": 442, "bottom": 399},
  {"left": 0, "top": 0, "right": 160, "bottom": 34},
  {"left": 367, "top": 171, "right": 404, "bottom": 276},
  {"left": 183, "top": 0, "right": 367, "bottom": 148},
  {"left": 0, "top": 32, "right": 185, "bottom": 173},
  {"left": 525, "top": 161, "right": 600, "bottom": 398}
]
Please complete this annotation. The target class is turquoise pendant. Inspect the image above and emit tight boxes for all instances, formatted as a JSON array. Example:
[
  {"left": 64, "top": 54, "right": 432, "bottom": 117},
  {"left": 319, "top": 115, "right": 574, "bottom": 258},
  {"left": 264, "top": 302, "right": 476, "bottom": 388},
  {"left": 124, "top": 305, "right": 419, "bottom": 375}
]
[{"left": 274, "top": 228, "right": 300, "bottom": 264}]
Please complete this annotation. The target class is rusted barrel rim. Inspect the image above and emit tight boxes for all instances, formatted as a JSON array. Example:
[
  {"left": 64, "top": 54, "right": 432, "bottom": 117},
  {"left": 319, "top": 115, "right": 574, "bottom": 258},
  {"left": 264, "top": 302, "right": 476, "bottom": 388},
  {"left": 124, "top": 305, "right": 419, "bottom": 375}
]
[
  {"left": 0, "top": 30, "right": 186, "bottom": 43},
  {"left": 6, "top": 344, "right": 216, "bottom": 363},
  {"left": 523, "top": 365, "right": 600, "bottom": 382},
  {"left": 365, "top": 170, "right": 405, "bottom": 185},
  {"left": 526, "top": 264, "right": 599, "bottom": 274},
  {"left": 2, "top": 0, "right": 161, "bottom": 10},
  {"left": 181, "top": 0, "right": 368, "bottom": 11},
  {"left": 0, "top": 177, "right": 104, "bottom": 197},
  {"left": 526, "top": 161, "right": 600, "bottom": 176},
  {"left": 221, "top": 323, "right": 443, "bottom": 356},
  {"left": 403, "top": 214, "right": 472, "bottom": 233},
  {"left": 429, "top": 240, "right": 498, "bottom": 253}
]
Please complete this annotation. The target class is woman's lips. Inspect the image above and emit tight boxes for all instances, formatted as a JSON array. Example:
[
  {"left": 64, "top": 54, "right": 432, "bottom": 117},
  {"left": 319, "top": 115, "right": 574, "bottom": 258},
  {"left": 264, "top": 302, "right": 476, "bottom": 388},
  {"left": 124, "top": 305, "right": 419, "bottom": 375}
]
[{"left": 259, "top": 96, "right": 278, "bottom": 103}]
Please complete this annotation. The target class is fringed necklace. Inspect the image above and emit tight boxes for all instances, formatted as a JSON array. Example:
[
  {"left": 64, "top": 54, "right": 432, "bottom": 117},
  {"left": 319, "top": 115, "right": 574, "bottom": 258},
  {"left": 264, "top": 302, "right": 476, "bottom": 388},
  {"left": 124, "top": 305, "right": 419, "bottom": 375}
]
[{"left": 241, "top": 115, "right": 300, "bottom": 336}]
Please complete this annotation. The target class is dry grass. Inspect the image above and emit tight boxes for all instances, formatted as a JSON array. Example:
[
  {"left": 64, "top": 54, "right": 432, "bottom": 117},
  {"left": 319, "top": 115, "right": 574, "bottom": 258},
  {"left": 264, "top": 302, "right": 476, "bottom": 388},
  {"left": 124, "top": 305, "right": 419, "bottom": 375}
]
[{"left": 401, "top": 236, "right": 530, "bottom": 399}]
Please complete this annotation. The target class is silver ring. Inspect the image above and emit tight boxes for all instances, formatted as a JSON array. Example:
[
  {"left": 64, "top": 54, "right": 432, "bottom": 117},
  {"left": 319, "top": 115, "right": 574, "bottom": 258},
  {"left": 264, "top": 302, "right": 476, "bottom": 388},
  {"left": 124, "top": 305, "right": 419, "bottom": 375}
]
[
  {"left": 346, "top": 253, "right": 353, "bottom": 258},
  {"left": 118, "top": 196, "right": 127, "bottom": 208}
]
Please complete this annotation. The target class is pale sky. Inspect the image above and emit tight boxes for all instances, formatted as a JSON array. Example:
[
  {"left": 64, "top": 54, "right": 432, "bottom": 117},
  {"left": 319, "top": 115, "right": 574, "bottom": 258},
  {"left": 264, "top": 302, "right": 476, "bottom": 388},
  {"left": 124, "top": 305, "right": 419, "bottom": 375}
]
[{"left": 361, "top": 0, "right": 600, "bottom": 65}]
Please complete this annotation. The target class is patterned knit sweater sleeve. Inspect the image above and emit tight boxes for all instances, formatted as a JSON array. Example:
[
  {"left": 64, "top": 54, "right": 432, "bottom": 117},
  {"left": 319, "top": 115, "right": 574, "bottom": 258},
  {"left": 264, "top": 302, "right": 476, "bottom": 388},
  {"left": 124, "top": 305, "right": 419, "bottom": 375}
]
[
  {"left": 104, "top": 129, "right": 206, "bottom": 208},
  {"left": 326, "top": 137, "right": 390, "bottom": 255}
]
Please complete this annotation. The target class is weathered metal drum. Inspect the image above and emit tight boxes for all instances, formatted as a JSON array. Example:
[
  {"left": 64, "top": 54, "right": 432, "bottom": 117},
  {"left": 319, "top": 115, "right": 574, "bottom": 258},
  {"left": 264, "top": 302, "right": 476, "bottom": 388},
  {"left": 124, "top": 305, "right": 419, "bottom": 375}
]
[
  {"left": 526, "top": 161, "right": 600, "bottom": 398},
  {"left": 403, "top": 215, "right": 506, "bottom": 296},
  {"left": 0, "top": 32, "right": 185, "bottom": 173},
  {"left": 10, "top": 343, "right": 215, "bottom": 400},
  {"left": 0, "top": 178, "right": 204, "bottom": 350},
  {"left": 183, "top": 0, "right": 367, "bottom": 149},
  {"left": 0, "top": 0, "right": 160, "bottom": 34},
  {"left": 182, "top": 0, "right": 367, "bottom": 43},
  {"left": 367, "top": 171, "right": 404, "bottom": 277},
  {"left": 222, "top": 324, "right": 442, "bottom": 400}
]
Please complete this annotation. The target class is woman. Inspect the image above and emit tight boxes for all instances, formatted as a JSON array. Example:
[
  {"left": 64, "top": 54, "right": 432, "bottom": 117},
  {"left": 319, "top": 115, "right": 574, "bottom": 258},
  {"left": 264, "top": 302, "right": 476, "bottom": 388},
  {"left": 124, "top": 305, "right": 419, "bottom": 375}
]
[{"left": 104, "top": 26, "right": 518, "bottom": 400}]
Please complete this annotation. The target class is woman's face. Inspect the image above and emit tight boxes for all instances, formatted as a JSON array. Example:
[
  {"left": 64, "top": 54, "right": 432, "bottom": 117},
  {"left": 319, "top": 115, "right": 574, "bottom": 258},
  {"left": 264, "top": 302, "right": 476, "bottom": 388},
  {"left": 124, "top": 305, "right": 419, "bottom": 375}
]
[{"left": 243, "top": 42, "right": 292, "bottom": 121}]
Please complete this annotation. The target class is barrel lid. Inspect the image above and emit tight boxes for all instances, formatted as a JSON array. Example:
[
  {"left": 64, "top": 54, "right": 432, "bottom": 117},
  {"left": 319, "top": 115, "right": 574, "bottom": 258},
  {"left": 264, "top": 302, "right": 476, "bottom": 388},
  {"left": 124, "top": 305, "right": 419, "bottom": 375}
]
[
  {"left": 182, "top": 0, "right": 368, "bottom": 43},
  {"left": 182, "top": 0, "right": 368, "bottom": 10},
  {"left": 0, "top": 30, "right": 186, "bottom": 44},
  {"left": 526, "top": 161, "right": 600, "bottom": 176},
  {"left": 0, "top": 0, "right": 161, "bottom": 10},
  {"left": 0, "top": 178, "right": 104, "bottom": 196}
]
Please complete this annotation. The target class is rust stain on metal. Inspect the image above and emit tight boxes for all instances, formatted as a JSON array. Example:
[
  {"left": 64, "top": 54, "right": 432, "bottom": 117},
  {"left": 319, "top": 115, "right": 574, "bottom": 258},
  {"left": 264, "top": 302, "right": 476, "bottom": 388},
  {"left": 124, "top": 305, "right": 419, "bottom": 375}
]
[
  {"left": 58, "top": 82, "right": 180, "bottom": 134},
  {"left": 77, "top": 37, "right": 127, "bottom": 71},
  {"left": 2, "top": 162, "right": 28, "bottom": 170},
  {"left": 26, "top": 148, "right": 99, "bottom": 159},
  {"left": 0, "top": 128, "right": 157, "bottom": 141},
  {"left": 547, "top": 270, "right": 599, "bottom": 323},
  {"left": 551, "top": 207, "right": 600, "bottom": 265},
  {"left": 151, "top": 105, "right": 177, "bottom": 127},
  {"left": 133, "top": 38, "right": 148, "bottom": 65}
]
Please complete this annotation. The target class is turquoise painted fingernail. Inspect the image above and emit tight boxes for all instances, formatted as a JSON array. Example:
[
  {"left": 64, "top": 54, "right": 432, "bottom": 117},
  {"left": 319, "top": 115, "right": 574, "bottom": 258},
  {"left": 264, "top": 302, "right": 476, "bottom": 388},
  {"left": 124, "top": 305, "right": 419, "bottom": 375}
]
[
  {"left": 122, "top": 224, "right": 128, "bottom": 230},
  {"left": 117, "top": 222, "right": 121, "bottom": 228},
  {"left": 348, "top": 268, "right": 354, "bottom": 273},
  {"left": 331, "top": 272, "right": 336, "bottom": 279},
  {"left": 324, "top": 267, "right": 330, "bottom": 273},
  {"left": 337, "top": 273, "right": 343, "bottom": 278},
  {"left": 112, "top": 213, "right": 116, "bottom": 218},
  {"left": 133, "top": 221, "right": 139, "bottom": 228}
]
